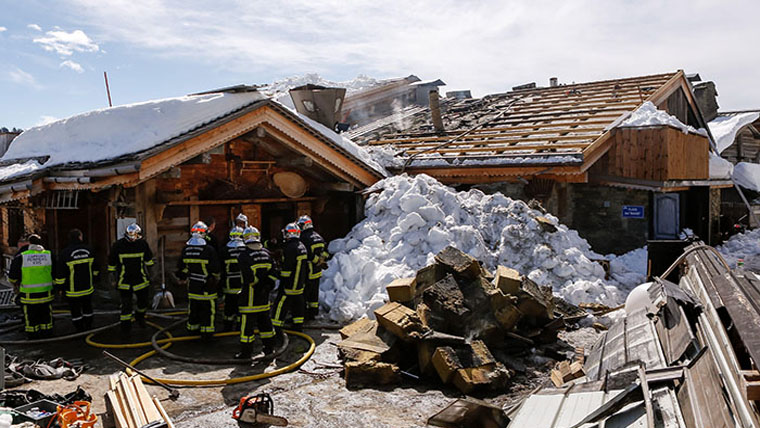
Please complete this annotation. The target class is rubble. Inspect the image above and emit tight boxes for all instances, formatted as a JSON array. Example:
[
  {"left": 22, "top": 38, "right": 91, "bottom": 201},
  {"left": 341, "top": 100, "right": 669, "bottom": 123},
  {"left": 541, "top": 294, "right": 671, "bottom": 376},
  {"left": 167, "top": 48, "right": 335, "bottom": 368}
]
[{"left": 337, "top": 245, "right": 577, "bottom": 394}]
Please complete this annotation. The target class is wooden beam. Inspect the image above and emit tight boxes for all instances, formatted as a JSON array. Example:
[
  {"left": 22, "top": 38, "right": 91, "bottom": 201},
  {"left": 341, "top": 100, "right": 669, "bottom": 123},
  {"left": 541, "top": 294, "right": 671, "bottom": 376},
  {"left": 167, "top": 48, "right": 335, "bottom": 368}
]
[
  {"left": 166, "top": 197, "right": 318, "bottom": 206},
  {"left": 379, "top": 130, "right": 604, "bottom": 145}
]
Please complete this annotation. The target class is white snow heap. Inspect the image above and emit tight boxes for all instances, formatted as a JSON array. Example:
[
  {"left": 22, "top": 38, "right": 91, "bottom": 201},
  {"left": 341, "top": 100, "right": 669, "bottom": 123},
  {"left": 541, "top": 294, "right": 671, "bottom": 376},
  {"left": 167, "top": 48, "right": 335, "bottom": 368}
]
[
  {"left": 0, "top": 160, "right": 43, "bottom": 181},
  {"left": 709, "top": 112, "right": 760, "bottom": 154},
  {"left": 320, "top": 174, "right": 646, "bottom": 322},
  {"left": 733, "top": 162, "right": 760, "bottom": 192},
  {"left": 618, "top": 101, "right": 707, "bottom": 136},
  {"left": 718, "top": 228, "right": 760, "bottom": 268},
  {"left": 709, "top": 152, "right": 733, "bottom": 180},
  {"left": 3, "top": 92, "right": 265, "bottom": 168}
]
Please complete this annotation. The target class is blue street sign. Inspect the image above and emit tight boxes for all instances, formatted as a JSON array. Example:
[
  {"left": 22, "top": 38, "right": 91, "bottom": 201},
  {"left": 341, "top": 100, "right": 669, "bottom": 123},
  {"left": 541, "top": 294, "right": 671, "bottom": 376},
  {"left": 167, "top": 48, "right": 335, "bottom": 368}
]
[{"left": 622, "top": 205, "right": 645, "bottom": 219}]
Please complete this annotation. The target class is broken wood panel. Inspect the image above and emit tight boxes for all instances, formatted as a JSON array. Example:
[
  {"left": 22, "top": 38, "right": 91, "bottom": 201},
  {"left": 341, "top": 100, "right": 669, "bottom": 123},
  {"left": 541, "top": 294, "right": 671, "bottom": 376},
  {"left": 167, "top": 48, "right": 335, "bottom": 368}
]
[
  {"left": 677, "top": 348, "right": 735, "bottom": 428},
  {"left": 711, "top": 272, "right": 760, "bottom": 370}
]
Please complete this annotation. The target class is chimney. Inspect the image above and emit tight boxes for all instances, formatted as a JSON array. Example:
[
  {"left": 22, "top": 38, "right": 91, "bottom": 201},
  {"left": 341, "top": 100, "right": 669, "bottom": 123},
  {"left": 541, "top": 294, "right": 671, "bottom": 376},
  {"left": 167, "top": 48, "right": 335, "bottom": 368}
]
[
  {"left": 0, "top": 128, "right": 22, "bottom": 157},
  {"left": 550, "top": 77, "right": 558, "bottom": 87},
  {"left": 289, "top": 84, "right": 347, "bottom": 130},
  {"left": 692, "top": 81, "right": 719, "bottom": 122},
  {"left": 429, "top": 90, "right": 445, "bottom": 133}
]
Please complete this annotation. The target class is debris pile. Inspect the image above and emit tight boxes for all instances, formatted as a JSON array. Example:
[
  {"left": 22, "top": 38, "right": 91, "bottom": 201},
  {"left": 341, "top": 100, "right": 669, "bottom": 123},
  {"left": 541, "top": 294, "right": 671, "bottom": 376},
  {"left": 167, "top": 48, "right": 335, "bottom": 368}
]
[
  {"left": 338, "top": 246, "right": 571, "bottom": 394},
  {"left": 321, "top": 174, "right": 643, "bottom": 322},
  {"left": 106, "top": 372, "right": 174, "bottom": 428}
]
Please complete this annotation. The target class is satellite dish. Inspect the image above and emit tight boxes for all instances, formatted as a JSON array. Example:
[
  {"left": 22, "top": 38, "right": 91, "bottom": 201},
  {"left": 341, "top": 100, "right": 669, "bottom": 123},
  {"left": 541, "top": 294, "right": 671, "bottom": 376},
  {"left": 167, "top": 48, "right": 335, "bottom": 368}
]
[{"left": 273, "top": 171, "right": 308, "bottom": 198}]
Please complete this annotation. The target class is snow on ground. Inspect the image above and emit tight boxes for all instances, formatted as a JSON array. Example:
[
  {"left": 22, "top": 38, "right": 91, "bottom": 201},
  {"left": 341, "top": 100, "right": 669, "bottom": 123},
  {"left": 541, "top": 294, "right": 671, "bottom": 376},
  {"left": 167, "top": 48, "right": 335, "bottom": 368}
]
[
  {"left": 732, "top": 162, "right": 760, "bottom": 192},
  {"left": 618, "top": 101, "right": 707, "bottom": 136},
  {"left": 320, "top": 174, "right": 646, "bottom": 322},
  {"left": 709, "top": 112, "right": 760, "bottom": 154},
  {"left": 263, "top": 73, "right": 382, "bottom": 107},
  {"left": 3, "top": 92, "right": 265, "bottom": 168},
  {"left": 718, "top": 228, "right": 760, "bottom": 268}
]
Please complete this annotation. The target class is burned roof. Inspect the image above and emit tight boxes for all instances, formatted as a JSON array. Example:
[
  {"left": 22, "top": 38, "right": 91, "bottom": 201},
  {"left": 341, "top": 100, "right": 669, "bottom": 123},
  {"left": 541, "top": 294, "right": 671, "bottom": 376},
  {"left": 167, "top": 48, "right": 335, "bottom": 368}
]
[{"left": 361, "top": 71, "right": 683, "bottom": 170}]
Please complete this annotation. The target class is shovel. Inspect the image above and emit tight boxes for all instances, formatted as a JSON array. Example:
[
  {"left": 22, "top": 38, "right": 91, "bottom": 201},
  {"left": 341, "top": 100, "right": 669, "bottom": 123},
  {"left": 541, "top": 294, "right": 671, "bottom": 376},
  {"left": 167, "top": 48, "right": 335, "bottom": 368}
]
[{"left": 152, "top": 236, "right": 175, "bottom": 310}]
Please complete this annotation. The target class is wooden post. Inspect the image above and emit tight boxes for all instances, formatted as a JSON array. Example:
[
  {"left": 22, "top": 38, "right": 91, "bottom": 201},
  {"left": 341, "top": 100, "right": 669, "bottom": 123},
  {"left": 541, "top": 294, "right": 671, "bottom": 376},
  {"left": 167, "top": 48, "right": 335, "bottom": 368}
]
[{"left": 136, "top": 180, "right": 159, "bottom": 255}]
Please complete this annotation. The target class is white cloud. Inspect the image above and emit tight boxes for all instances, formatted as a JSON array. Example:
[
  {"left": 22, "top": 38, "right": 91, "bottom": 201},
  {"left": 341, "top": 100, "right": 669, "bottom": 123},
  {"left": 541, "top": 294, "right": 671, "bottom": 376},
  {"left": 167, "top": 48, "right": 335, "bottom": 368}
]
[
  {"left": 60, "top": 59, "right": 84, "bottom": 73},
  {"left": 33, "top": 29, "right": 99, "bottom": 56},
  {"left": 0, "top": 27, "right": 7, "bottom": 33},
  {"left": 27, "top": 24, "right": 42, "bottom": 31},
  {"left": 7, "top": 67, "right": 42, "bottom": 89},
  {"left": 64, "top": 0, "right": 760, "bottom": 110},
  {"left": 35, "top": 115, "right": 59, "bottom": 126}
]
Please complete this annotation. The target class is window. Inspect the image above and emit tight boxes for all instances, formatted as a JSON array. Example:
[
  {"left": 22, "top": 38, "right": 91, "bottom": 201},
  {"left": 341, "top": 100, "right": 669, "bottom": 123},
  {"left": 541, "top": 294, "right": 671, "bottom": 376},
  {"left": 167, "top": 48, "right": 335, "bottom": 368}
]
[{"left": 302, "top": 100, "right": 315, "bottom": 113}]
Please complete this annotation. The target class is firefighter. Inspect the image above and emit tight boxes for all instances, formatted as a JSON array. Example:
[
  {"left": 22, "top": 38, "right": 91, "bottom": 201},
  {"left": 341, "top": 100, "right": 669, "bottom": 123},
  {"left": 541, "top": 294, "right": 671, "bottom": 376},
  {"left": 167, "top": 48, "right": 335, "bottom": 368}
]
[
  {"left": 220, "top": 226, "right": 246, "bottom": 331},
  {"left": 108, "top": 223, "right": 154, "bottom": 335},
  {"left": 297, "top": 215, "right": 327, "bottom": 321},
  {"left": 235, "top": 213, "right": 248, "bottom": 229},
  {"left": 177, "top": 221, "right": 220, "bottom": 339},
  {"left": 236, "top": 226, "right": 277, "bottom": 358},
  {"left": 8, "top": 234, "right": 55, "bottom": 338},
  {"left": 271, "top": 223, "right": 308, "bottom": 336},
  {"left": 55, "top": 229, "right": 99, "bottom": 332}
]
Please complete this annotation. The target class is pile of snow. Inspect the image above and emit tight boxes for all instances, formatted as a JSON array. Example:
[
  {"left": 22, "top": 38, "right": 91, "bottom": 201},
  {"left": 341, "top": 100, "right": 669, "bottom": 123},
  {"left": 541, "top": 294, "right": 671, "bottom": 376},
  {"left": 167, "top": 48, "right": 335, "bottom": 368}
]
[
  {"left": 710, "top": 152, "right": 733, "bottom": 179},
  {"left": 733, "top": 162, "right": 760, "bottom": 192},
  {"left": 618, "top": 101, "right": 707, "bottom": 136},
  {"left": 320, "top": 174, "right": 646, "bottom": 321},
  {"left": 263, "top": 73, "right": 381, "bottom": 107},
  {"left": 709, "top": 112, "right": 760, "bottom": 154},
  {"left": 718, "top": 228, "right": 760, "bottom": 268},
  {"left": 3, "top": 92, "right": 264, "bottom": 168}
]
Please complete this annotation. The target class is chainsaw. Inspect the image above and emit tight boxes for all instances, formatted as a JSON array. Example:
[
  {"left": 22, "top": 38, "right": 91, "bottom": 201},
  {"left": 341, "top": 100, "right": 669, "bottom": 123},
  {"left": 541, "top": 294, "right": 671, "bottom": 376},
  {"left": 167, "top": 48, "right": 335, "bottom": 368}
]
[{"left": 232, "top": 393, "right": 288, "bottom": 427}]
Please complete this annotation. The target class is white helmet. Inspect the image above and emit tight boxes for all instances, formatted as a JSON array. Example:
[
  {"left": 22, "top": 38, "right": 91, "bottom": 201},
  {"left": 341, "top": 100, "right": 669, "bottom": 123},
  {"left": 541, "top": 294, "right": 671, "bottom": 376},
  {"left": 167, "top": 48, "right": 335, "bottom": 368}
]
[
  {"left": 235, "top": 213, "right": 249, "bottom": 227},
  {"left": 227, "top": 226, "right": 245, "bottom": 248},
  {"left": 191, "top": 221, "right": 208, "bottom": 236},
  {"left": 243, "top": 226, "right": 261, "bottom": 244},
  {"left": 125, "top": 223, "right": 142, "bottom": 241},
  {"left": 297, "top": 215, "right": 313, "bottom": 230},
  {"left": 283, "top": 223, "right": 300, "bottom": 240},
  {"left": 186, "top": 233, "right": 207, "bottom": 246}
]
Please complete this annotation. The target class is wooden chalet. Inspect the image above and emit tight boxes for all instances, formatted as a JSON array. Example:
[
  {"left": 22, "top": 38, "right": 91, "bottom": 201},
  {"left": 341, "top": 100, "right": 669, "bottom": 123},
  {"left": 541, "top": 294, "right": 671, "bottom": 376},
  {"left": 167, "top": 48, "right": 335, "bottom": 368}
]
[
  {"left": 0, "top": 87, "right": 385, "bottom": 288},
  {"left": 361, "top": 70, "right": 729, "bottom": 253}
]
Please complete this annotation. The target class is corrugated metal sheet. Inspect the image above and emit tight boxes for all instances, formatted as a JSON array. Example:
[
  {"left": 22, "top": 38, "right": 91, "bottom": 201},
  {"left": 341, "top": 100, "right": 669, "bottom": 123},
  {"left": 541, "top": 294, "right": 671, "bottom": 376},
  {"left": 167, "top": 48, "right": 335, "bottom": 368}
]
[{"left": 584, "top": 309, "right": 666, "bottom": 381}]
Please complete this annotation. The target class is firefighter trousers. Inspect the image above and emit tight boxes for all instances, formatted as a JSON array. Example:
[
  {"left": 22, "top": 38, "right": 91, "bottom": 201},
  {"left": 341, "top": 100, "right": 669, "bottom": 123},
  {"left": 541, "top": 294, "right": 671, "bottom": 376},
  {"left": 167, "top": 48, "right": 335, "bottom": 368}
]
[
  {"left": 188, "top": 297, "right": 216, "bottom": 334},
  {"left": 120, "top": 287, "right": 149, "bottom": 330},
  {"left": 67, "top": 295, "right": 93, "bottom": 331},
  {"left": 223, "top": 292, "right": 240, "bottom": 328},
  {"left": 271, "top": 289, "right": 304, "bottom": 329},
  {"left": 240, "top": 310, "right": 275, "bottom": 347},
  {"left": 23, "top": 302, "right": 53, "bottom": 338},
  {"left": 305, "top": 277, "right": 320, "bottom": 319}
]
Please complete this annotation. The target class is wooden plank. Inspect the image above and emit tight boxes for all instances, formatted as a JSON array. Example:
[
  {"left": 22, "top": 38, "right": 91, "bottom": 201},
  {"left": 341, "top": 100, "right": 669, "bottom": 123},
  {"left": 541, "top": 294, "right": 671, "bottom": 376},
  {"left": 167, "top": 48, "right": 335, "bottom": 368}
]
[
  {"left": 404, "top": 143, "right": 590, "bottom": 155},
  {"left": 153, "top": 396, "right": 176, "bottom": 428},
  {"left": 118, "top": 373, "right": 145, "bottom": 428},
  {"left": 131, "top": 375, "right": 162, "bottom": 423},
  {"left": 107, "top": 390, "right": 129, "bottom": 428}
]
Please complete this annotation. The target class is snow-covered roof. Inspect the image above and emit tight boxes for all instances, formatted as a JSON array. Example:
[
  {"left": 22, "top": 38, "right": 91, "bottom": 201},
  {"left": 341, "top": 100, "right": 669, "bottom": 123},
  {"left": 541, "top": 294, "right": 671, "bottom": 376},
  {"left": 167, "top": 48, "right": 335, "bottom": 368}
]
[
  {"left": 733, "top": 162, "right": 760, "bottom": 192},
  {"left": 0, "top": 88, "right": 387, "bottom": 187},
  {"left": 3, "top": 92, "right": 265, "bottom": 168},
  {"left": 708, "top": 112, "right": 760, "bottom": 154}
]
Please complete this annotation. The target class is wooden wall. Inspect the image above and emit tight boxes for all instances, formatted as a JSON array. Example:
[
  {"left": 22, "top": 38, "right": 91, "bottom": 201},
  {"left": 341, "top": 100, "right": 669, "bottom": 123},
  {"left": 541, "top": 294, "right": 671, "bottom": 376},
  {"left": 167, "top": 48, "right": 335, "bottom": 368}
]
[
  {"left": 591, "top": 126, "right": 709, "bottom": 181},
  {"left": 721, "top": 123, "right": 760, "bottom": 164}
]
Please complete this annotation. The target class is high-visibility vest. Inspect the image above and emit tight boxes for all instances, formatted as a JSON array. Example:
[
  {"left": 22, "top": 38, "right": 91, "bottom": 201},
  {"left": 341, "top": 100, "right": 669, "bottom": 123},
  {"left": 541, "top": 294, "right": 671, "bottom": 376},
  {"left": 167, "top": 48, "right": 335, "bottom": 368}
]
[{"left": 20, "top": 249, "right": 53, "bottom": 294}]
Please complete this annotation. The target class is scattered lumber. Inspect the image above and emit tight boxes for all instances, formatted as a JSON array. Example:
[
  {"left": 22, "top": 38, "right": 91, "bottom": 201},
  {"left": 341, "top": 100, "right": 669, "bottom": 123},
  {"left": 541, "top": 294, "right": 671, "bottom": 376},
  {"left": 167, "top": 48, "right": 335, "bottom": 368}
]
[
  {"left": 106, "top": 371, "right": 174, "bottom": 428},
  {"left": 551, "top": 360, "right": 585, "bottom": 387}
]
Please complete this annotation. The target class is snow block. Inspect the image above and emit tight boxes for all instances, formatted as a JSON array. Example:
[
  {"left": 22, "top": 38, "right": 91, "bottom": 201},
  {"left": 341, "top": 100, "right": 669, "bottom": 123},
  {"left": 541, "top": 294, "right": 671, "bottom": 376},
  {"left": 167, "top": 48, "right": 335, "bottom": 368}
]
[
  {"left": 374, "top": 302, "right": 427, "bottom": 342},
  {"left": 434, "top": 246, "right": 482, "bottom": 280},
  {"left": 452, "top": 363, "right": 510, "bottom": 394},
  {"left": 432, "top": 346, "right": 463, "bottom": 384},
  {"left": 417, "top": 341, "right": 438, "bottom": 378},
  {"left": 415, "top": 263, "right": 446, "bottom": 299},
  {"left": 516, "top": 278, "right": 554, "bottom": 320},
  {"left": 490, "top": 291, "right": 523, "bottom": 331},
  {"left": 386, "top": 277, "right": 416, "bottom": 303},
  {"left": 345, "top": 361, "right": 402, "bottom": 387},
  {"left": 493, "top": 266, "right": 522, "bottom": 295}
]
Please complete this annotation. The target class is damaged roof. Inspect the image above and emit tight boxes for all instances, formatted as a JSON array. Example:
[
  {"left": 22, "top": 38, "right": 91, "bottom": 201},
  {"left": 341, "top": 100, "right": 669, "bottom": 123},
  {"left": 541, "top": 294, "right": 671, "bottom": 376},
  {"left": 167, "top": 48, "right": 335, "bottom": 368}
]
[{"left": 361, "top": 71, "right": 704, "bottom": 175}]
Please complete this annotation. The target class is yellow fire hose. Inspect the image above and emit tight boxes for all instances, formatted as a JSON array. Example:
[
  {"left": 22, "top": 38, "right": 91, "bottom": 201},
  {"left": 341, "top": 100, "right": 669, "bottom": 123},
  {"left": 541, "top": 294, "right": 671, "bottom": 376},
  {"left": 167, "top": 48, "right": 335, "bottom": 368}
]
[{"left": 83, "top": 314, "right": 316, "bottom": 387}]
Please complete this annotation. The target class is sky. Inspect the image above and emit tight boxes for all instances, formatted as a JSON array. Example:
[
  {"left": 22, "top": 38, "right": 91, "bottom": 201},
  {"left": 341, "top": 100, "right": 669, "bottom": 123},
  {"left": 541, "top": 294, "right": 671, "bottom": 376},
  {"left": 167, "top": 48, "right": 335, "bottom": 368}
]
[{"left": 1, "top": 0, "right": 759, "bottom": 130}]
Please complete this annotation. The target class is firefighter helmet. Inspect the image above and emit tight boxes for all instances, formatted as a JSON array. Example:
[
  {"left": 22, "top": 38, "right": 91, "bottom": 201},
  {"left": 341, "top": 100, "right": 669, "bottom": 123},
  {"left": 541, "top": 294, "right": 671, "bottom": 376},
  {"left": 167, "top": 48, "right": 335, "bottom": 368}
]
[
  {"left": 229, "top": 226, "right": 244, "bottom": 240},
  {"left": 235, "top": 213, "right": 249, "bottom": 227},
  {"left": 283, "top": 223, "right": 301, "bottom": 240},
  {"left": 296, "top": 215, "right": 313, "bottom": 230},
  {"left": 186, "top": 233, "right": 207, "bottom": 246},
  {"left": 243, "top": 226, "right": 261, "bottom": 244},
  {"left": 190, "top": 221, "right": 208, "bottom": 236},
  {"left": 125, "top": 223, "right": 142, "bottom": 241}
]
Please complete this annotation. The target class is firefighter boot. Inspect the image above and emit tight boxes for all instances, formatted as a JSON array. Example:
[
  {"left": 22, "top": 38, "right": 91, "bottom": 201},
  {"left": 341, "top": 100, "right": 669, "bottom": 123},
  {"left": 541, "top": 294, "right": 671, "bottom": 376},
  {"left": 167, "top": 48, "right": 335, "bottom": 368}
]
[{"left": 235, "top": 343, "right": 253, "bottom": 359}]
